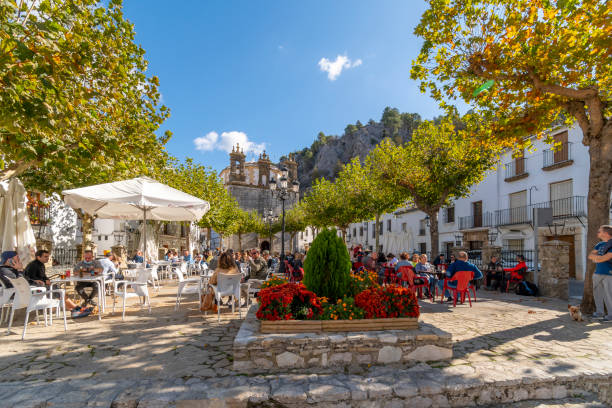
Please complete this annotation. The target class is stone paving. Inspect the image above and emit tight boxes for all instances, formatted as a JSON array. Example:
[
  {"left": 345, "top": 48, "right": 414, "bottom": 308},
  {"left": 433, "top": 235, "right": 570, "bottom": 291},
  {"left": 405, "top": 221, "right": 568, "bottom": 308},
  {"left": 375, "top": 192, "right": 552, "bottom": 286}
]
[{"left": 1, "top": 283, "right": 611, "bottom": 407}]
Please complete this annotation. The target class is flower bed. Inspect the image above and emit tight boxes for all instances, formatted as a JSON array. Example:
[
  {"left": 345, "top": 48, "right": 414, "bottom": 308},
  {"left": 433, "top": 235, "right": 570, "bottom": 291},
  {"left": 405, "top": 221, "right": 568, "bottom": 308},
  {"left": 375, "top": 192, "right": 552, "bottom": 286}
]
[{"left": 256, "top": 272, "right": 420, "bottom": 333}]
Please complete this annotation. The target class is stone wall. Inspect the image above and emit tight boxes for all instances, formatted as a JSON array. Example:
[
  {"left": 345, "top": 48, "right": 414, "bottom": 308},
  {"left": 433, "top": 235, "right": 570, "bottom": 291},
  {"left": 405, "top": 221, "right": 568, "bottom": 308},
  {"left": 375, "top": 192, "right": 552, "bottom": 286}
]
[
  {"left": 539, "top": 240, "right": 570, "bottom": 300},
  {"left": 233, "top": 306, "right": 452, "bottom": 373}
]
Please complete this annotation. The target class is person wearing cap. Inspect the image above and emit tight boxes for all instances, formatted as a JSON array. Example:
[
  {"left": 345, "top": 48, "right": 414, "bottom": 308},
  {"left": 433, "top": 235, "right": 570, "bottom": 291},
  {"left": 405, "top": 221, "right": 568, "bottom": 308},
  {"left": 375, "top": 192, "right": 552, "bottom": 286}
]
[
  {"left": 73, "top": 250, "right": 103, "bottom": 307},
  {"left": 0, "top": 251, "right": 26, "bottom": 288},
  {"left": 99, "top": 250, "right": 122, "bottom": 281}
]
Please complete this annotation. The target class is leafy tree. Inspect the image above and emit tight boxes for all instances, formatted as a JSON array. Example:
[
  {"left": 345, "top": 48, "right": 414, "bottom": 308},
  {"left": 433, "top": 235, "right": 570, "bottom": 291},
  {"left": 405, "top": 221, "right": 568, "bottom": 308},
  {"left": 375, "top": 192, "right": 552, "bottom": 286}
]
[
  {"left": 411, "top": 0, "right": 610, "bottom": 312},
  {"left": 282, "top": 202, "right": 309, "bottom": 246},
  {"left": 303, "top": 229, "right": 351, "bottom": 302},
  {"left": 368, "top": 116, "right": 499, "bottom": 256},
  {"left": 356, "top": 120, "right": 364, "bottom": 129},
  {"left": 381, "top": 107, "right": 402, "bottom": 132},
  {"left": 1, "top": 0, "right": 170, "bottom": 192},
  {"left": 336, "top": 157, "right": 405, "bottom": 251},
  {"left": 234, "top": 210, "right": 264, "bottom": 250},
  {"left": 160, "top": 158, "right": 238, "bottom": 248},
  {"left": 345, "top": 124, "right": 357, "bottom": 135},
  {"left": 302, "top": 178, "right": 361, "bottom": 237}
]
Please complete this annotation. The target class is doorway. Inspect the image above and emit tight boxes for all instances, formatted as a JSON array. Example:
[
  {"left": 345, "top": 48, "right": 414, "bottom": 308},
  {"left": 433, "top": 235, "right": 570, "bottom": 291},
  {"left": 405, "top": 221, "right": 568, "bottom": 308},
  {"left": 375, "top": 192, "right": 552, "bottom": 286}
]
[
  {"left": 260, "top": 240, "right": 270, "bottom": 252},
  {"left": 545, "top": 235, "right": 576, "bottom": 279}
]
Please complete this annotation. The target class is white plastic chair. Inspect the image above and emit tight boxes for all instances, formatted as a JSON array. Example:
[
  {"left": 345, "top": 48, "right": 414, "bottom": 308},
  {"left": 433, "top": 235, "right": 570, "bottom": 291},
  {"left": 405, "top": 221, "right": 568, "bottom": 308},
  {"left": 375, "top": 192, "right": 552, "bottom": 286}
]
[
  {"left": 112, "top": 269, "right": 151, "bottom": 320},
  {"left": 6, "top": 277, "right": 67, "bottom": 340},
  {"left": 175, "top": 264, "right": 201, "bottom": 310},
  {"left": 0, "top": 280, "right": 15, "bottom": 325},
  {"left": 148, "top": 265, "right": 160, "bottom": 290},
  {"left": 209, "top": 273, "right": 242, "bottom": 322}
]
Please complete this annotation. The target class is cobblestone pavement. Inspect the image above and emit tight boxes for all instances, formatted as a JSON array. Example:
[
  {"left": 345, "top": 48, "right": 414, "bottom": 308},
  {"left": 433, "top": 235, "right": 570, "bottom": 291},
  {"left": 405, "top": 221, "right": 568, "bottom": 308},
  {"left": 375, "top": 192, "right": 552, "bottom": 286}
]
[{"left": 1, "top": 283, "right": 612, "bottom": 407}]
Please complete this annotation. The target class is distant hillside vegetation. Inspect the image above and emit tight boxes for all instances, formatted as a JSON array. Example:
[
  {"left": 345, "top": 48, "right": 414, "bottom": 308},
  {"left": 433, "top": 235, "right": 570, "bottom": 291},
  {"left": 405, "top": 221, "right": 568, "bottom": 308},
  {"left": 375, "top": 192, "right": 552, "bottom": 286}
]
[{"left": 281, "top": 107, "right": 422, "bottom": 191}]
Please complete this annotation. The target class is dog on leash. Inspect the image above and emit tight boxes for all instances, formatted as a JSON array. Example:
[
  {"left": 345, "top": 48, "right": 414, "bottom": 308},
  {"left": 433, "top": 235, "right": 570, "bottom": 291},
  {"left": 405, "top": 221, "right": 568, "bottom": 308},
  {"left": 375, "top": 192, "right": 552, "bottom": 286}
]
[{"left": 568, "top": 305, "right": 583, "bottom": 322}]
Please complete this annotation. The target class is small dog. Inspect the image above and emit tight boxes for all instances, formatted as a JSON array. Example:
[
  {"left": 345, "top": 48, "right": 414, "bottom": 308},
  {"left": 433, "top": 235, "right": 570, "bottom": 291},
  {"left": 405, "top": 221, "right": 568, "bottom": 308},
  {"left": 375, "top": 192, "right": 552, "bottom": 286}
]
[{"left": 568, "top": 305, "right": 583, "bottom": 322}]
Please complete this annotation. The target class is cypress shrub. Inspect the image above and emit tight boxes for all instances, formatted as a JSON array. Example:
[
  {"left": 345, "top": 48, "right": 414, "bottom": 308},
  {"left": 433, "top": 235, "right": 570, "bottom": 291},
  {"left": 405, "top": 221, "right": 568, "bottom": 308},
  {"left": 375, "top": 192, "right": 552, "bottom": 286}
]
[{"left": 303, "top": 228, "right": 351, "bottom": 302}]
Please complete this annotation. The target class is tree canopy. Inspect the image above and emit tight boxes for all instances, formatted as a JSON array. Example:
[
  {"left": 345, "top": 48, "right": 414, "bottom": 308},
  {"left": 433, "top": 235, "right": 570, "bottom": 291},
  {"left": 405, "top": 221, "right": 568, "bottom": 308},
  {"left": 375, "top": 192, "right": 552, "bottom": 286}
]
[
  {"left": 368, "top": 116, "right": 499, "bottom": 254},
  {"left": 1, "top": 0, "right": 170, "bottom": 192},
  {"left": 411, "top": 0, "right": 611, "bottom": 312}
]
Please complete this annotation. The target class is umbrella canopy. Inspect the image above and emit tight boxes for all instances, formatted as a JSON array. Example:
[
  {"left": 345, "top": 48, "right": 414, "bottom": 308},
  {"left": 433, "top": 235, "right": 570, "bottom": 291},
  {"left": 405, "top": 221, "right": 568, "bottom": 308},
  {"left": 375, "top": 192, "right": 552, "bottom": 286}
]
[
  {"left": 62, "top": 176, "right": 209, "bottom": 261},
  {"left": 63, "top": 176, "right": 209, "bottom": 221},
  {"left": 0, "top": 178, "right": 37, "bottom": 264}
]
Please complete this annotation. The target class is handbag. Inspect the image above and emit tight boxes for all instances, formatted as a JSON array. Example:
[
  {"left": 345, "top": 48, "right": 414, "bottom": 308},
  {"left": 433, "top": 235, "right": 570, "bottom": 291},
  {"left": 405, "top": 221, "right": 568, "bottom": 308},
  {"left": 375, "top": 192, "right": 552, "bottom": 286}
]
[{"left": 200, "top": 287, "right": 216, "bottom": 312}]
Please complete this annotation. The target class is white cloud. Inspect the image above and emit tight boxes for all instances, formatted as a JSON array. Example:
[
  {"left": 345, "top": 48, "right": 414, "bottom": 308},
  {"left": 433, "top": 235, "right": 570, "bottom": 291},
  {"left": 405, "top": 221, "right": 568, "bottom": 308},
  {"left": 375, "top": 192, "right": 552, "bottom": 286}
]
[
  {"left": 318, "top": 54, "right": 362, "bottom": 81},
  {"left": 194, "top": 131, "right": 266, "bottom": 155}
]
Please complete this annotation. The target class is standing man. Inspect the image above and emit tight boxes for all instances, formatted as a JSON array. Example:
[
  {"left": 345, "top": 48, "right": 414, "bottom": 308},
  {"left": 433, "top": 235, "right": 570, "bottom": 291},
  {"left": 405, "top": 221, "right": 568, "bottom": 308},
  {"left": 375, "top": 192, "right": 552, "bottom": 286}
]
[
  {"left": 73, "top": 250, "right": 103, "bottom": 307},
  {"left": 588, "top": 225, "right": 612, "bottom": 321}
]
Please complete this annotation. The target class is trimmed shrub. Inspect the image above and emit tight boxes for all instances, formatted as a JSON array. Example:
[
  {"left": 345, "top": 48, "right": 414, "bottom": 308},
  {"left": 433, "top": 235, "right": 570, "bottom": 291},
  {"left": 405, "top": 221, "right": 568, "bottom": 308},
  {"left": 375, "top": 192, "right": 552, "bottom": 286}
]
[{"left": 303, "top": 228, "right": 351, "bottom": 302}]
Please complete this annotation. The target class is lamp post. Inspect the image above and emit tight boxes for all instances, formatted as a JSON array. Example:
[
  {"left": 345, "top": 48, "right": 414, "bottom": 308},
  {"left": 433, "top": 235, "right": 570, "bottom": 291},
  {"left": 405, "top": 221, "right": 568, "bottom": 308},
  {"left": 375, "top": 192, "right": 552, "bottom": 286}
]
[
  {"left": 270, "top": 167, "right": 299, "bottom": 262},
  {"left": 263, "top": 209, "right": 278, "bottom": 252}
]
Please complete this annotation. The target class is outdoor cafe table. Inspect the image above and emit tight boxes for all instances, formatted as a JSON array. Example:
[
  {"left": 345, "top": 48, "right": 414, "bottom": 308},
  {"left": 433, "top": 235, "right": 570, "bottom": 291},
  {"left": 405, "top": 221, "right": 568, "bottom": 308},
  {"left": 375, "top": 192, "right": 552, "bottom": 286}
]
[{"left": 50, "top": 276, "right": 105, "bottom": 320}]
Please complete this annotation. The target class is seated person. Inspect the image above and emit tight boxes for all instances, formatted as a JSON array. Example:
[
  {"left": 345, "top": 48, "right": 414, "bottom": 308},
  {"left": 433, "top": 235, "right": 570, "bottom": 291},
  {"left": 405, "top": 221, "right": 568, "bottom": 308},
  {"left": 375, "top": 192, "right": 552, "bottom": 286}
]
[
  {"left": 249, "top": 250, "right": 268, "bottom": 281},
  {"left": 484, "top": 255, "right": 504, "bottom": 290},
  {"left": 437, "top": 251, "right": 483, "bottom": 301},
  {"left": 415, "top": 254, "right": 436, "bottom": 295},
  {"left": 394, "top": 252, "right": 413, "bottom": 274},
  {"left": 0, "top": 251, "right": 26, "bottom": 288},
  {"left": 432, "top": 254, "right": 447, "bottom": 270},
  {"left": 25, "top": 249, "right": 79, "bottom": 311},
  {"left": 503, "top": 255, "right": 527, "bottom": 289},
  {"left": 73, "top": 250, "right": 103, "bottom": 307},
  {"left": 182, "top": 250, "right": 192, "bottom": 263},
  {"left": 387, "top": 253, "right": 398, "bottom": 267},
  {"left": 99, "top": 250, "right": 123, "bottom": 280},
  {"left": 208, "top": 251, "right": 247, "bottom": 305},
  {"left": 132, "top": 250, "right": 144, "bottom": 264}
]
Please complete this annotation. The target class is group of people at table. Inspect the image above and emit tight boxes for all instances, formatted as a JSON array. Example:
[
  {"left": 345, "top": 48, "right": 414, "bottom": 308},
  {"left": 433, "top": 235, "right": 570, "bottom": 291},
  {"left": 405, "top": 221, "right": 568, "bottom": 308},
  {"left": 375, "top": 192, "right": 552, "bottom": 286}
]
[{"left": 351, "top": 246, "right": 528, "bottom": 302}]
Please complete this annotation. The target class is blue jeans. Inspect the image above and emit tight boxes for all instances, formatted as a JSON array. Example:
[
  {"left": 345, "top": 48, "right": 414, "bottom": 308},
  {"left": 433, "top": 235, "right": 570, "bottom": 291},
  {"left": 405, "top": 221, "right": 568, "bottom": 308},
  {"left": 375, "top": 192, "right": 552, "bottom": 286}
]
[{"left": 437, "top": 279, "right": 457, "bottom": 299}]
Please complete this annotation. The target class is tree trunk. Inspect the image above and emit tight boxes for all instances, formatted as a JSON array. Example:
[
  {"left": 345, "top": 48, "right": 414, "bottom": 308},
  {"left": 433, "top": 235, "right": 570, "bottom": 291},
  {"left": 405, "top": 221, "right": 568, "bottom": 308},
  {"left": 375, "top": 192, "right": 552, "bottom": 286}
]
[
  {"left": 374, "top": 214, "right": 380, "bottom": 253},
  {"left": 290, "top": 231, "right": 298, "bottom": 252},
  {"left": 207, "top": 227, "right": 212, "bottom": 249},
  {"left": 185, "top": 222, "right": 191, "bottom": 254},
  {"left": 80, "top": 212, "right": 95, "bottom": 259},
  {"left": 238, "top": 232, "right": 243, "bottom": 250},
  {"left": 0, "top": 159, "right": 38, "bottom": 181},
  {"left": 428, "top": 210, "right": 440, "bottom": 259},
  {"left": 581, "top": 130, "right": 612, "bottom": 314}
]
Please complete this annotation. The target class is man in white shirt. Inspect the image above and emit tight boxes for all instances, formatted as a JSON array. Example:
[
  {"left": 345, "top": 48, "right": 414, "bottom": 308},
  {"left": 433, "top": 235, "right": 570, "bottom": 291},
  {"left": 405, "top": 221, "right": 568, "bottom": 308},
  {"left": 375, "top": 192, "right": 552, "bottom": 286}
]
[{"left": 99, "top": 250, "right": 120, "bottom": 280}]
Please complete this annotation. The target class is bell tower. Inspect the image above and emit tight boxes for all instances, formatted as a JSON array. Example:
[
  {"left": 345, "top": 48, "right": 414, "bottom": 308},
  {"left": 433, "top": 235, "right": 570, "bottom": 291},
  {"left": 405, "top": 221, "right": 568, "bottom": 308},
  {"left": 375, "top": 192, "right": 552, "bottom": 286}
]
[
  {"left": 257, "top": 150, "right": 272, "bottom": 187},
  {"left": 283, "top": 153, "right": 299, "bottom": 185},
  {"left": 229, "top": 143, "right": 246, "bottom": 184}
]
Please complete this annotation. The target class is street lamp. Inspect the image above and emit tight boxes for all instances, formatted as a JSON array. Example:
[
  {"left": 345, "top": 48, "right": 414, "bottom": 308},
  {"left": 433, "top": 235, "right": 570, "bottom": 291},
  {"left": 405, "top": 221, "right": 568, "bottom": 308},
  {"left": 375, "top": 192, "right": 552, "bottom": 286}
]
[
  {"left": 487, "top": 230, "right": 498, "bottom": 245},
  {"left": 269, "top": 167, "right": 299, "bottom": 262},
  {"left": 263, "top": 209, "right": 278, "bottom": 252}
]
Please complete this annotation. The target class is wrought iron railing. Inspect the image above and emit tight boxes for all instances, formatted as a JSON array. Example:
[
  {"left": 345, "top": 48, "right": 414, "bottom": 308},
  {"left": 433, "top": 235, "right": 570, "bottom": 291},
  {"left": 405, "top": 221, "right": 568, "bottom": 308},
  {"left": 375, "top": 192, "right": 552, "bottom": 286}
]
[
  {"left": 495, "top": 196, "right": 586, "bottom": 226},
  {"left": 459, "top": 212, "right": 494, "bottom": 230},
  {"left": 27, "top": 203, "right": 51, "bottom": 226},
  {"left": 543, "top": 142, "right": 572, "bottom": 168},
  {"left": 504, "top": 158, "right": 527, "bottom": 179},
  {"left": 52, "top": 247, "right": 79, "bottom": 266},
  {"left": 500, "top": 249, "right": 536, "bottom": 270}
]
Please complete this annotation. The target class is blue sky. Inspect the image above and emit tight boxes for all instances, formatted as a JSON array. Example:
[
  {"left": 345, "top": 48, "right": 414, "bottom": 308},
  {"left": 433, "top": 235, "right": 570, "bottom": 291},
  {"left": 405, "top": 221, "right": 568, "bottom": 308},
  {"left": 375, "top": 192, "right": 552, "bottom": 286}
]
[{"left": 122, "top": 0, "right": 445, "bottom": 171}]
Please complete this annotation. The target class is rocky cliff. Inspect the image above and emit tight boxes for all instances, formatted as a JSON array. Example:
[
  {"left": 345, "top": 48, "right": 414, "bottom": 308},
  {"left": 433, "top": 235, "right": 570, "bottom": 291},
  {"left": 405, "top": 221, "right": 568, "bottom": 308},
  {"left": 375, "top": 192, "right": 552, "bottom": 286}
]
[{"left": 283, "top": 108, "right": 421, "bottom": 191}]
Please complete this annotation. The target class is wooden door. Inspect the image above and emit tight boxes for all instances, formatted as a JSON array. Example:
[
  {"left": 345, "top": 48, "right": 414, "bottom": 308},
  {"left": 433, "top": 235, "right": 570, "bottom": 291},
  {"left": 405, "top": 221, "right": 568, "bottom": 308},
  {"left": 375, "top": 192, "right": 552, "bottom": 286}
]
[
  {"left": 509, "top": 190, "right": 527, "bottom": 223},
  {"left": 553, "top": 131, "right": 569, "bottom": 163},
  {"left": 545, "top": 235, "right": 576, "bottom": 279},
  {"left": 472, "top": 201, "right": 483, "bottom": 227},
  {"left": 550, "top": 180, "right": 573, "bottom": 217}
]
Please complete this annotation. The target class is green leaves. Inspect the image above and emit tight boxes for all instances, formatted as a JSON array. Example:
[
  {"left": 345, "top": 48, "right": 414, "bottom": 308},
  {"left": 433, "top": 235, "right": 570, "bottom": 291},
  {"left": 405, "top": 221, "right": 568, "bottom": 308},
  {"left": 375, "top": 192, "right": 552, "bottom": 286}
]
[{"left": 472, "top": 80, "right": 495, "bottom": 97}]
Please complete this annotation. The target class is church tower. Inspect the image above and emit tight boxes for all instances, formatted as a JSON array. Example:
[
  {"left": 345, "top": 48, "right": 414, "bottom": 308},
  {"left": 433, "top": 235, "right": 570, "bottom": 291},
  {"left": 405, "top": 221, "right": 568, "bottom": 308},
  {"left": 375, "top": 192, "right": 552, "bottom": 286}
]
[
  {"left": 257, "top": 150, "right": 272, "bottom": 187},
  {"left": 282, "top": 153, "right": 299, "bottom": 185},
  {"left": 228, "top": 143, "right": 246, "bottom": 184}
]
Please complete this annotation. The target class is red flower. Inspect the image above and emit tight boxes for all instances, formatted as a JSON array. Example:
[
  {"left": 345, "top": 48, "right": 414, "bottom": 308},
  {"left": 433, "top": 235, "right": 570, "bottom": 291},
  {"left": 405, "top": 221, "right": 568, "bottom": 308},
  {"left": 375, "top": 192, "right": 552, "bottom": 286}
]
[
  {"left": 354, "top": 284, "right": 420, "bottom": 319},
  {"left": 256, "top": 283, "right": 323, "bottom": 321}
]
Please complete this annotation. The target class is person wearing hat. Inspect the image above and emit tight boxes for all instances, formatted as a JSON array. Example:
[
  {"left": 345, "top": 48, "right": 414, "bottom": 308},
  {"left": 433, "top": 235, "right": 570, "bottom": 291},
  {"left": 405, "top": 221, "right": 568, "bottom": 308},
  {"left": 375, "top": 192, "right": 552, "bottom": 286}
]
[
  {"left": 0, "top": 251, "right": 26, "bottom": 288},
  {"left": 99, "top": 250, "right": 122, "bottom": 281}
]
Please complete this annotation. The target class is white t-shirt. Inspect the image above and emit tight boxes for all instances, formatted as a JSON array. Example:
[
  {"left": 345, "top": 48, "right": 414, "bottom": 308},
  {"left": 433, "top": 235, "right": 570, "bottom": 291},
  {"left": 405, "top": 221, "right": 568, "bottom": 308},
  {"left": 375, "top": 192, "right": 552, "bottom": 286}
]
[{"left": 99, "top": 257, "right": 118, "bottom": 277}]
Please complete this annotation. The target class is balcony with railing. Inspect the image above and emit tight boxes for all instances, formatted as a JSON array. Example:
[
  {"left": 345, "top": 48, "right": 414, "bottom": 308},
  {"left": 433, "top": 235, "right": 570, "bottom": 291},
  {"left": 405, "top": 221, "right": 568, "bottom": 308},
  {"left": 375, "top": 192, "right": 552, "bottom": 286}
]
[
  {"left": 495, "top": 196, "right": 586, "bottom": 226},
  {"left": 543, "top": 142, "right": 573, "bottom": 170},
  {"left": 459, "top": 212, "right": 494, "bottom": 230},
  {"left": 504, "top": 157, "right": 528, "bottom": 182}
]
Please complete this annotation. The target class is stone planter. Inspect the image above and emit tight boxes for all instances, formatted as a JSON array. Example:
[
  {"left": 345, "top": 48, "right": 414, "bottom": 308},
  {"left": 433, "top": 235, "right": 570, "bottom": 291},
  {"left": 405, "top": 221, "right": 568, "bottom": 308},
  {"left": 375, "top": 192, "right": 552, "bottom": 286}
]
[
  {"left": 260, "top": 317, "right": 418, "bottom": 333},
  {"left": 234, "top": 306, "right": 451, "bottom": 373}
]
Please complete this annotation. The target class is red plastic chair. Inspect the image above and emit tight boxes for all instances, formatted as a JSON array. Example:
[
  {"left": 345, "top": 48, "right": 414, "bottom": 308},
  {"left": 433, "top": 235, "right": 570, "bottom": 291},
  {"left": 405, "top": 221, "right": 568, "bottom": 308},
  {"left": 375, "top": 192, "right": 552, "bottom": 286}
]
[
  {"left": 397, "top": 266, "right": 430, "bottom": 301},
  {"left": 384, "top": 267, "right": 399, "bottom": 284},
  {"left": 505, "top": 269, "right": 525, "bottom": 293},
  {"left": 441, "top": 270, "right": 474, "bottom": 307}
]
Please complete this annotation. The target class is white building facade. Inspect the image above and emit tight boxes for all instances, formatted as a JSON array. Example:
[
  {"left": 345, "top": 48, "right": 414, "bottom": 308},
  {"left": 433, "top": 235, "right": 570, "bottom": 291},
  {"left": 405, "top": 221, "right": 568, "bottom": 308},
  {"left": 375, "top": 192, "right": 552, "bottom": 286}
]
[{"left": 347, "top": 124, "right": 611, "bottom": 281}]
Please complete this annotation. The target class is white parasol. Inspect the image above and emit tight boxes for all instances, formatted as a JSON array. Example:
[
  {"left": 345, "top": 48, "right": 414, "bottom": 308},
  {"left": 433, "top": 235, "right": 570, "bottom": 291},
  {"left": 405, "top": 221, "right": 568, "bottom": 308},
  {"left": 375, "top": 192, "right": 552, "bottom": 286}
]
[
  {"left": 0, "top": 178, "right": 37, "bottom": 264},
  {"left": 62, "top": 176, "right": 209, "bottom": 263}
]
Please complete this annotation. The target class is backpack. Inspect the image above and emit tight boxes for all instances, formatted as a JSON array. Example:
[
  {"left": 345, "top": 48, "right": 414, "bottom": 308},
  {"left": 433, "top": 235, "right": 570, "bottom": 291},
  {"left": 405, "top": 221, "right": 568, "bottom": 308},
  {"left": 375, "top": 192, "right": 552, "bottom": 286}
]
[{"left": 515, "top": 281, "right": 539, "bottom": 296}]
